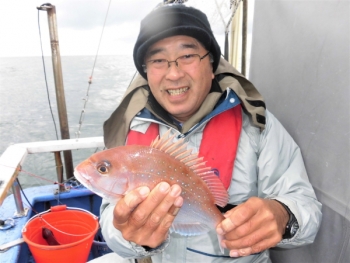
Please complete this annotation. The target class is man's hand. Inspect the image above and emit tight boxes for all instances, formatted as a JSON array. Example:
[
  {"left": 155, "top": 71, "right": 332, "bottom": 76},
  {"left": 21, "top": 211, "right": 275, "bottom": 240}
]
[
  {"left": 113, "top": 182, "right": 183, "bottom": 248},
  {"left": 216, "top": 197, "right": 289, "bottom": 257}
]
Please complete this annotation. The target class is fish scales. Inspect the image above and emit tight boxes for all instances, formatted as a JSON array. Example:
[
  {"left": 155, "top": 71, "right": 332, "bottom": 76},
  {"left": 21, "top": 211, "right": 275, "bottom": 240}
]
[{"left": 74, "top": 130, "right": 229, "bottom": 236}]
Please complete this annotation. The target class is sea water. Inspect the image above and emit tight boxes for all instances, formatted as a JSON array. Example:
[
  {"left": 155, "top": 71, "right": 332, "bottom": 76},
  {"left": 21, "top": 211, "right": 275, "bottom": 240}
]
[{"left": 0, "top": 55, "right": 136, "bottom": 188}]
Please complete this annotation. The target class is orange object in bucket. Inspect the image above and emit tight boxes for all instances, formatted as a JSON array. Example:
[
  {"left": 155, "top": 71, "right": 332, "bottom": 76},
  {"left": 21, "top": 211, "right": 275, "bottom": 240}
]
[{"left": 22, "top": 205, "right": 99, "bottom": 263}]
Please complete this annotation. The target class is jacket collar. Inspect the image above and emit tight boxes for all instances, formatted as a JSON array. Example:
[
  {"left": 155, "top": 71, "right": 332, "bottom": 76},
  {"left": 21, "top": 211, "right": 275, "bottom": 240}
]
[{"left": 103, "top": 58, "right": 265, "bottom": 148}]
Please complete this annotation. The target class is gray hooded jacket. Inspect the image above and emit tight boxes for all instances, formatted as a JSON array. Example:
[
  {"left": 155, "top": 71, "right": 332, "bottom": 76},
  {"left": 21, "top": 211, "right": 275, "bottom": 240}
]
[{"left": 100, "top": 58, "right": 322, "bottom": 262}]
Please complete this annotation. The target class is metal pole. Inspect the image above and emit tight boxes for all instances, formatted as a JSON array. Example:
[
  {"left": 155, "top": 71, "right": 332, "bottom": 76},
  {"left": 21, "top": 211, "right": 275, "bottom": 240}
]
[
  {"left": 38, "top": 4, "right": 74, "bottom": 179},
  {"left": 242, "top": 0, "right": 248, "bottom": 76},
  {"left": 54, "top": 151, "right": 65, "bottom": 193},
  {"left": 12, "top": 179, "right": 25, "bottom": 216}
]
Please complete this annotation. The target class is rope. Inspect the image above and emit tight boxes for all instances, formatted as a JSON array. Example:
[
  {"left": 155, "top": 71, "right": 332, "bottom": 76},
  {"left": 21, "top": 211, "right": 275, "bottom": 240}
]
[
  {"left": 16, "top": 178, "right": 39, "bottom": 214},
  {"left": 37, "top": 9, "right": 59, "bottom": 140},
  {"left": 8, "top": 166, "right": 85, "bottom": 216},
  {"left": 75, "top": 0, "right": 112, "bottom": 139},
  {"left": 16, "top": 173, "right": 95, "bottom": 238}
]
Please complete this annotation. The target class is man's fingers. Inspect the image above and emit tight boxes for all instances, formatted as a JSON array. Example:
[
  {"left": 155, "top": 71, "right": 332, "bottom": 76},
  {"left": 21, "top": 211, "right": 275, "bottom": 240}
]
[
  {"left": 222, "top": 227, "right": 266, "bottom": 249},
  {"left": 150, "top": 184, "right": 182, "bottom": 217},
  {"left": 228, "top": 237, "right": 275, "bottom": 257},
  {"left": 217, "top": 197, "right": 288, "bottom": 257},
  {"left": 138, "top": 184, "right": 182, "bottom": 230},
  {"left": 112, "top": 182, "right": 185, "bottom": 247},
  {"left": 157, "top": 187, "right": 183, "bottom": 230},
  {"left": 216, "top": 197, "right": 264, "bottom": 235},
  {"left": 168, "top": 196, "right": 183, "bottom": 216},
  {"left": 113, "top": 186, "right": 150, "bottom": 226},
  {"left": 125, "top": 186, "right": 151, "bottom": 208},
  {"left": 113, "top": 182, "right": 179, "bottom": 230},
  {"left": 222, "top": 225, "right": 280, "bottom": 257},
  {"left": 217, "top": 207, "right": 255, "bottom": 235},
  {"left": 130, "top": 182, "right": 171, "bottom": 225}
]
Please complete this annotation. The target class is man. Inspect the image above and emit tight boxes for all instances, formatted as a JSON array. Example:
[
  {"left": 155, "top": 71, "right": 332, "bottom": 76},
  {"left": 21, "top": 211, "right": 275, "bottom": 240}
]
[{"left": 99, "top": 4, "right": 322, "bottom": 262}]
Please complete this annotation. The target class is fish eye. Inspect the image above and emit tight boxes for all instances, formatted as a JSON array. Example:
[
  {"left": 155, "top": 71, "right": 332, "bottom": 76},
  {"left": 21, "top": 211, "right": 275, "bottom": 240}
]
[
  {"left": 98, "top": 166, "right": 108, "bottom": 173},
  {"left": 97, "top": 161, "right": 110, "bottom": 175}
]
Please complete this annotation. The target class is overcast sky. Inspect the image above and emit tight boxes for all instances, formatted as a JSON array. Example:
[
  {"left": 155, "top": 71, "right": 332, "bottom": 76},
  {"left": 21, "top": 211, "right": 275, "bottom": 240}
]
[
  {"left": 0, "top": 0, "right": 164, "bottom": 57},
  {"left": 0, "top": 0, "right": 239, "bottom": 58}
]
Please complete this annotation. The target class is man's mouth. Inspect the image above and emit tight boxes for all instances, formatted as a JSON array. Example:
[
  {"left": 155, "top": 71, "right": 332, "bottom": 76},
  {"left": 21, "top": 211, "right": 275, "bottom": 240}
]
[{"left": 167, "top": 87, "right": 189, "bottom": 96}]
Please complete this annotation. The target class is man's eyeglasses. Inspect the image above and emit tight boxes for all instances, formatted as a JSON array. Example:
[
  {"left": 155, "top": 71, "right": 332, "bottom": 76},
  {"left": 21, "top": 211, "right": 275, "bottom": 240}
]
[{"left": 142, "top": 51, "right": 211, "bottom": 75}]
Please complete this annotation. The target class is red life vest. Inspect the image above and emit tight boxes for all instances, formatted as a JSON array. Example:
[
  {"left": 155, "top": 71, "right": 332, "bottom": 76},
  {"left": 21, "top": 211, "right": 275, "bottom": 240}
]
[{"left": 126, "top": 105, "right": 242, "bottom": 189}]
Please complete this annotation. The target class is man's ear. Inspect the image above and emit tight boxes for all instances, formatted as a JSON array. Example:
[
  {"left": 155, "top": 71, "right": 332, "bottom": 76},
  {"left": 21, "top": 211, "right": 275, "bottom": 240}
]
[{"left": 209, "top": 53, "right": 214, "bottom": 63}]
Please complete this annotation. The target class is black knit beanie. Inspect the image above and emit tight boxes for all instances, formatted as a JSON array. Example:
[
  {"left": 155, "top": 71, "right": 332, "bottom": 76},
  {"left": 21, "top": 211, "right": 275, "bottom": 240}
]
[{"left": 133, "top": 4, "right": 221, "bottom": 79}]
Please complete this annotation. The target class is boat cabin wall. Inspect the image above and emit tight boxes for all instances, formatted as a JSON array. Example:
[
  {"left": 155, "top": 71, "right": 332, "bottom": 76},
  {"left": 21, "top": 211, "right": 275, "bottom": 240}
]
[{"left": 249, "top": 1, "right": 349, "bottom": 262}]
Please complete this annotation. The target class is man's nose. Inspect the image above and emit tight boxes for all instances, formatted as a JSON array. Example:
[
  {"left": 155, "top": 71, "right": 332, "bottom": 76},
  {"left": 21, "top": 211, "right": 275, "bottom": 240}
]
[
  {"left": 166, "top": 61, "right": 184, "bottom": 79},
  {"left": 167, "top": 60, "right": 178, "bottom": 68}
]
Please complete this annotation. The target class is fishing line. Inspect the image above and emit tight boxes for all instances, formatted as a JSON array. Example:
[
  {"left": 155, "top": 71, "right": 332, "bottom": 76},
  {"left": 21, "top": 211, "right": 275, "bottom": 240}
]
[
  {"left": 5, "top": 164, "right": 93, "bottom": 232},
  {"left": 9, "top": 168, "right": 101, "bottom": 239},
  {"left": 75, "top": 0, "right": 112, "bottom": 139},
  {"left": 89, "top": 0, "right": 112, "bottom": 80},
  {"left": 0, "top": 164, "right": 82, "bottom": 193},
  {"left": 38, "top": 216, "right": 93, "bottom": 237},
  {"left": 127, "top": 70, "right": 138, "bottom": 90},
  {"left": 16, "top": 168, "right": 68, "bottom": 212},
  {"left": 75, "top": 0, "right": 138, "bottom": 142},
  {"left": 37, "top": 9, "right": 59, "bottom": 140}
]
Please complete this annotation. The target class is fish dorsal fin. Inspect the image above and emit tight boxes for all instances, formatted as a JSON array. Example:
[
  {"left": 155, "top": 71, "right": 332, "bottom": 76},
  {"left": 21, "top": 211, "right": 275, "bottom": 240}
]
[{"left": 151, "top": 130, "right": 229, "bottom": 207}]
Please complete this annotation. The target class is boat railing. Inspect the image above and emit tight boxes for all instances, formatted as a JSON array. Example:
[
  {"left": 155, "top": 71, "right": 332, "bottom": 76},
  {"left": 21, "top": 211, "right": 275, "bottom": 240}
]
[{"left": 0, "top": 137, "right": 104, "bottom": 215}]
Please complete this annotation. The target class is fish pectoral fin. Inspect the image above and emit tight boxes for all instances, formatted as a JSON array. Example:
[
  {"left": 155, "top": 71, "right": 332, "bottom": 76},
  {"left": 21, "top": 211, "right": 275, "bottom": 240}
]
[
  {"left": 217, "top": 234, "right": 225, "bottom": 254},
  {"left": 170, "top": 222, "right": 211, "bottom": 236}
]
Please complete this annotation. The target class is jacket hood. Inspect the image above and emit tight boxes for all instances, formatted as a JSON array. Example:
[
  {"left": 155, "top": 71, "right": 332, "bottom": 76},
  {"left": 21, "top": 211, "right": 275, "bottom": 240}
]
[{"left": 103, "top": 58, "right": 266, "bottom": 148}]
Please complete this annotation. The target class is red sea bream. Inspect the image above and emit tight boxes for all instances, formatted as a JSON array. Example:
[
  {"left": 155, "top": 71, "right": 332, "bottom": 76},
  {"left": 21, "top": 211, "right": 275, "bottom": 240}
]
[{"left": 74, "top": 130, "right": 228, "bottom": 236}]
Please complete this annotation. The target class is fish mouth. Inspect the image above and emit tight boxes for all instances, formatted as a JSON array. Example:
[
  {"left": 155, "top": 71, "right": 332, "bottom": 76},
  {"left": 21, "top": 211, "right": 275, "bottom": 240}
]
[
  {"left": 74, "top": 166, "right": 125, "bottom": 203},
  {"left": 74, "top": 165, "right": 93, "bottom": 188},
  {"left": 74, "top": 169, "right": 101, "bottom": 195},
  {"left": 74, "top": 159, "right": 95, "bottom": 182},
  {"left": 166, "top": 87, "right": 189, "bottom": 96}
]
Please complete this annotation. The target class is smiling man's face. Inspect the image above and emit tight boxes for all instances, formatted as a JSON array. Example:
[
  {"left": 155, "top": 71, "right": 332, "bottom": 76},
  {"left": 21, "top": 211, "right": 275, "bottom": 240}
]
[{"left": 145, "top": 35, "right": 214, "bottom": 123}]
